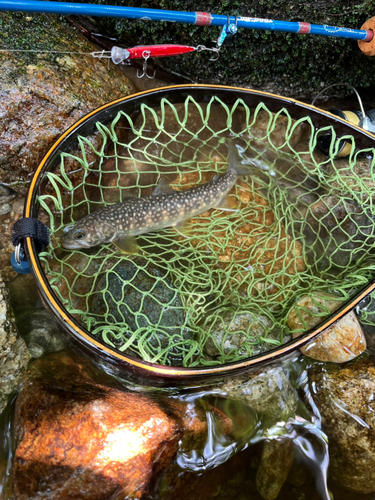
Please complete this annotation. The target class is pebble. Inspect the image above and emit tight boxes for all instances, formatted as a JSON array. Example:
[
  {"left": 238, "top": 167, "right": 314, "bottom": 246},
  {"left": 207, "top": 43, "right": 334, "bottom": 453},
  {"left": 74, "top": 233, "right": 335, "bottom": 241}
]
[{"left": 23, "top": 301, "right": 67, "bottom": 358}]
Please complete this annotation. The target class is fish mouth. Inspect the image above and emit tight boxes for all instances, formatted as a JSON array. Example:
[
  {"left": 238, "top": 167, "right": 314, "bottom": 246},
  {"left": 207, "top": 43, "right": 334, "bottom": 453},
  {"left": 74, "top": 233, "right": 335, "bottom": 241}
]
[{"left": 60, "top": 239, "right": 92, "bottom": 250}]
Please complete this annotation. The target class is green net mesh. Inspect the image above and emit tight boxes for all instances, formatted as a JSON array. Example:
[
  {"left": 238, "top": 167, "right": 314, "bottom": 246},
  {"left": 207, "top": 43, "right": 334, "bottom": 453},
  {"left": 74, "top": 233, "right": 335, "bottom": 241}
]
[{"left": 36, "top": 96, "right": 375, "bottom": 367}]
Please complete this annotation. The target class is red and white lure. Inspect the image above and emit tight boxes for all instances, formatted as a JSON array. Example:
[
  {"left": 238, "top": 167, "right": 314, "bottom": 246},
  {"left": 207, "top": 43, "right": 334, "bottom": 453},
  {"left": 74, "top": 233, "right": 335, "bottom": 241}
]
[{"left": 92, "top": 44, "right": 219, "bottom": 78}]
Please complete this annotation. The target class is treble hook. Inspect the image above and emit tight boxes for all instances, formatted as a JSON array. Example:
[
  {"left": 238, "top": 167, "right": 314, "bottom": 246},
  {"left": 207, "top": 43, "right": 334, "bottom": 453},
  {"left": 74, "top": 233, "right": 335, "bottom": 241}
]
[
  {"left": 137, "top": 50, "right": 156, "bottom": 79},
  {"left": 195, "top": 45, "right": 221, "bottom": 62}
]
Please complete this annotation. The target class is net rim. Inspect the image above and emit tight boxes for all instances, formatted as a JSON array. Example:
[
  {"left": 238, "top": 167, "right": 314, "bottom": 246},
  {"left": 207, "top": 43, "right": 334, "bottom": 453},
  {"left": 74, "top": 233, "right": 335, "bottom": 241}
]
[{"left": 24, "top": 84, "right": 375, "bottom": 383}]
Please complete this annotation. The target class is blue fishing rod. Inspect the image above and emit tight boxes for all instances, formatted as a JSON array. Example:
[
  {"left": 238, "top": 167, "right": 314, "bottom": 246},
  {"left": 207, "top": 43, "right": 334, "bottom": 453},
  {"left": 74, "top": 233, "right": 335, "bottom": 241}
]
[{"left": 1, "top": 0, "right": 375, "bottom": 54}]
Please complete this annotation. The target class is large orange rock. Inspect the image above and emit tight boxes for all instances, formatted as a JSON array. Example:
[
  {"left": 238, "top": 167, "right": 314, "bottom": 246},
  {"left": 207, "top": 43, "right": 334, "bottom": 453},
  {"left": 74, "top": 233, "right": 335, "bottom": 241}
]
[{"left": 13, "top": 351, "right": 234, "bottom": 500}]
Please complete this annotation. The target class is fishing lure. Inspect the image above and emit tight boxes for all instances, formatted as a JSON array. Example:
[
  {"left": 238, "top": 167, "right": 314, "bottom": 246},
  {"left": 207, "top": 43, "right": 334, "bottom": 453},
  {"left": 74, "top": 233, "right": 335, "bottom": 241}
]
[{"left": 93, "top": 44, "right": 219, "bottom": 78}]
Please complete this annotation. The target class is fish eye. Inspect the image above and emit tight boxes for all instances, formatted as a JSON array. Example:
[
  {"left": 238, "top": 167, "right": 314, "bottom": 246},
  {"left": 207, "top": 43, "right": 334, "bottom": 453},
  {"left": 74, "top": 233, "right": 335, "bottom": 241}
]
[{"left": 73, "top": 230, "right": 86, "bottom": 240}]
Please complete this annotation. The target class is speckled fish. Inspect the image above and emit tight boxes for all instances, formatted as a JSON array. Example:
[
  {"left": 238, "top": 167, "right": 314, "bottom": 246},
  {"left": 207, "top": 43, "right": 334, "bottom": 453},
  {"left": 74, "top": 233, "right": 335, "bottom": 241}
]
[{"left": 61, "top": 142, "right": 255, "bottom": 252}]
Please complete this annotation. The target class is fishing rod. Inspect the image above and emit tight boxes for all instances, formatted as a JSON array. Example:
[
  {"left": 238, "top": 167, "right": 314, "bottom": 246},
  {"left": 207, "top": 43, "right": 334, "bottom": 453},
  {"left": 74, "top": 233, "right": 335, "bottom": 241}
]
[{"left": 1, "top": 0, "right": 375, "bottom": 55}]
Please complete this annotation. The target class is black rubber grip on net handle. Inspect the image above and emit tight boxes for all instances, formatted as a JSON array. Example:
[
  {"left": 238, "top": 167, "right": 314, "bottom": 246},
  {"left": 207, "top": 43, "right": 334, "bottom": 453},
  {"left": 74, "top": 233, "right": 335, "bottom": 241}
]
[{"left": 11, "top": 218, "right": 50, "bottom": 253}]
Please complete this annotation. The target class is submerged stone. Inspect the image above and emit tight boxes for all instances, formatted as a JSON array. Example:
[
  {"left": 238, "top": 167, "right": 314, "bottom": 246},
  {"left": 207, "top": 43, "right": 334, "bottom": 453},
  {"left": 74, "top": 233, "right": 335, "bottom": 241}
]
[
  {"left": 256, "top": 439, "right": 294, "bottom": 500},
  {"left": 13, "top": 351, "right": 238, "bottom": 500},
  {"left": 303, "top": 195, "right": 375, "bottom": 269},
  {"left": 90, "top": 258, "right": 192, "bottom": 354},
  {"left": 219, "top": 366, "right": 299, "bottom": 421},
  {"left": 203, "top": 308, "right": 279, "bottom": 358},
  {"left": 23, "top": 300, "right": 67, "bottom": 358}
]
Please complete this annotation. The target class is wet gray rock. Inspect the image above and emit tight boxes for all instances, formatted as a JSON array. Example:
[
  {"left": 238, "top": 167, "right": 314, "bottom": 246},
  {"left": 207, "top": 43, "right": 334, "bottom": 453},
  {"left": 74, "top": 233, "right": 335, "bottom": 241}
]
[
  {"left": 219, "top": 366, "right": 299, "bottom": 421},
  {"left": 23, "top": 300, "right": 67, "bottom": 358},
  {"left": 0, "top": 12, "right": 136, "bottom": 187},
  {"left": 256, "top": 439, "right": 294, "bottom": 500},
  {"left": 308, "top": 355, "right": 375, "bottom": 494},
  {"left": 0, "top": 275, "right": 30, "bottom": 413}
]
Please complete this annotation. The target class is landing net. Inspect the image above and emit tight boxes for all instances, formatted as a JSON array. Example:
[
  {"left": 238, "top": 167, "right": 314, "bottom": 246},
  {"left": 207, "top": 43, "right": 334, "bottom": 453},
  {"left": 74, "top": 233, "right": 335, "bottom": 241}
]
[{"left": 37, "top": 96, "right": 375, "bottom": 366}]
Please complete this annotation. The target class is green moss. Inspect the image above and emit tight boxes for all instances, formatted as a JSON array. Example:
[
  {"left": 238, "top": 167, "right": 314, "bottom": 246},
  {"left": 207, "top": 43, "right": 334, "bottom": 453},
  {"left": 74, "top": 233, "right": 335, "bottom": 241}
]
[{"left": 0, "top": 12, "right": 86, "bottom": 66}]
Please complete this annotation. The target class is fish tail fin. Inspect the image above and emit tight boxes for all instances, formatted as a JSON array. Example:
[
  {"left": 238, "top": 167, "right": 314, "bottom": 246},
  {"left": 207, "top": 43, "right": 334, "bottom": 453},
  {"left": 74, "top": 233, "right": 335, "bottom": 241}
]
[{"left": 226, "top": 140, "right": 275, "bottom": 182}]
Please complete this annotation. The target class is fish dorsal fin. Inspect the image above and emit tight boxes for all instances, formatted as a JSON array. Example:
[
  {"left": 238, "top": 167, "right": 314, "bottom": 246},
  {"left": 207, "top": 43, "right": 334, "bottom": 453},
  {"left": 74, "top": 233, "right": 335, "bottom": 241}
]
[
  {"left": 152, "top": 177, "right": 176, "bottom": 197},
  {"left": 113, "top": 235, "right": 140, "bottom": 255},
  {"left": 121, "top": 190, "right": 137, "bottom": 199}
]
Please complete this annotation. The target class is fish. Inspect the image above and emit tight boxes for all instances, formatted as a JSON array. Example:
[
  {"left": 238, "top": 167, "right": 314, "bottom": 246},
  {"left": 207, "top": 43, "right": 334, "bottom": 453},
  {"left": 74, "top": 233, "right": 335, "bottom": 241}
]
[{"left": 61, "top": 142, "right": 257, "bottom": 252}]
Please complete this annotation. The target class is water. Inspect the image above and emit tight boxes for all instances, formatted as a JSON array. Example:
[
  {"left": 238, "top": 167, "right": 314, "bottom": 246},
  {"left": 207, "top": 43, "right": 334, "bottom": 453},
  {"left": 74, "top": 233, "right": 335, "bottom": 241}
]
[{"left": 3, "top": 293, "right": 375, "bottom": 499}]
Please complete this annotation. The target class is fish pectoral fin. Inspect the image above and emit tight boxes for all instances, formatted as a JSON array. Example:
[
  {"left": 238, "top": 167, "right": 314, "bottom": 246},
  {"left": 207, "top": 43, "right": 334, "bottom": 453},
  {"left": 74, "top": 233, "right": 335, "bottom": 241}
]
[
  {"left": 152, "top": 177, "right": 177, "bottom": 196},
  {"left": 113, "top": 236, "right": 140, "bottom": 255},
  {"left": 213, "top": 193, "right": 239, "bottom": 212},
  {"left": 173, "top": 219, "right": 193, "bottom": 238}
]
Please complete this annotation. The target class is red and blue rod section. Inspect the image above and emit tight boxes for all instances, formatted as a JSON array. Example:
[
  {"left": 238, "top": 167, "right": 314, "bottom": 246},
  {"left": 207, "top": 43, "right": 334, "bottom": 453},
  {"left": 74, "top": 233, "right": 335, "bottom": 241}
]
[{"left": 0, "top": 0, "right": 373, "bottom": 42}]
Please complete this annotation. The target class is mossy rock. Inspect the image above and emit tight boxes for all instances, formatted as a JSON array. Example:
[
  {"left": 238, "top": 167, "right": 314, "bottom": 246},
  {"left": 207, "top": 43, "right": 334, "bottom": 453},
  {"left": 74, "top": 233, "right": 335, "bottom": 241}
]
[{"left": 0, "top": 12, "right": 135, "bottom": 185}]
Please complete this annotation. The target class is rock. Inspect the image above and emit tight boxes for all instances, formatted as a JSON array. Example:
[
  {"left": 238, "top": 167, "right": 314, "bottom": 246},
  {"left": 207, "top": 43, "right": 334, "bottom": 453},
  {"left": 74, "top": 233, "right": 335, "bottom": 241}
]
[
  {"left": 0, "top": 183, "right": 17, "bottom": 202},
  {"left": 0, "top": 12, "right": 135, "bottom": 187},
  {"left": 302, "top": 195, "right": 375, "bottom": 269},
  {"left": 256, "top": 439, "right": 294, "bottom": 500},
  {"left": 0, "top": 275, "right": 30, "bottom": 413},
  {"left": 13, "top": 351, "right": 236, "bottom": 500},
  {"left": 46, "top": 251, "right": 107, "bottom": 316},
  {"left": 90, "top": 258, "right": 193, "bottom": 363},
  {"left": 203, "top": 308, "right": 281, "bottom": 359},
  {"left": 240, "top": 108, "right": 309, "bottom": 154},
  {"left": 308, "top": 355, "right": 375, "bottom": 494},
  {"left": 23, "top": 300, "right": 67, "bottom": 358},
  {"left": 219, "top": 367, "right": 299, "bottom": 421},
  {"left": 288, "top": 293, "right": 366, "bottom": 363}
]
